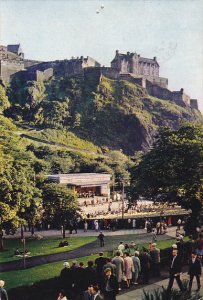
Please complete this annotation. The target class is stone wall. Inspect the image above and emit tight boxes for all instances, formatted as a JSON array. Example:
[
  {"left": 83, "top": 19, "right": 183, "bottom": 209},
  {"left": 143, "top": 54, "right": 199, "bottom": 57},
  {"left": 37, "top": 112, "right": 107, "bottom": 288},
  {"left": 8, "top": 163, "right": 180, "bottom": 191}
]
[
  {"left": 99, "top": 67, "right": 120, "bottom": 79},
  {"left": 36, "top": 68, "right": 53, "bottom": 81},
  {"left": 53, "top": 57, "right": 100, "bottom": 78},
  {"left": 172, "top": 89, "right": 190, "bottom": 107},
  {"left": 119, "top": 73, "right": 146, "bottom": 87},
  {"left": 145, "top": 76, "right": 168, "bottom": 88},
  {"left": 24, "top": 59, "right": 42, "bottom": 68},
  {"left": 146, "top": 80, "right": 172, "bottom": 100},
  {"left": 0, "top": 60, "right": 24, "bottom": 82},
  {"left": 190, "top": 99, "right": 198, "bottom": 110}
]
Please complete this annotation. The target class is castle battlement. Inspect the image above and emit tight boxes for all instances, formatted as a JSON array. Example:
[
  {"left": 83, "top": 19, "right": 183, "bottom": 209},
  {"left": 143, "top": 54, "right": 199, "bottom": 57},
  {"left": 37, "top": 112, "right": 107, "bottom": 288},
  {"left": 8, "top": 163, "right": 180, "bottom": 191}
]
[
  {"left": 0, "top": 44, "right": 199, "bottom": 110},
  {"left": 0, "top": 59, "right": 24, "bottom": 65}
]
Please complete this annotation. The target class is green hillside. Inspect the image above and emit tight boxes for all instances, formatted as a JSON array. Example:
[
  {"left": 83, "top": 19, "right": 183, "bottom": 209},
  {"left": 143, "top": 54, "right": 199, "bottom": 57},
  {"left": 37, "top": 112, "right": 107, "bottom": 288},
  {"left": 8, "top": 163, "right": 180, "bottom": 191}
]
[{"left": 6, "top": 74, "right": 202, "bottom": 155}]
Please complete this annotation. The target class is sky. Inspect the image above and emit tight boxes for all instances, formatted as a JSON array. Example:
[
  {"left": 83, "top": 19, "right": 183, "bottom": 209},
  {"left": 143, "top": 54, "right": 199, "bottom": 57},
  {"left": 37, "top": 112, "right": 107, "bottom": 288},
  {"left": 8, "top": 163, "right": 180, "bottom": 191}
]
[{"left": 0, "top": 0, "right": 203, "bottom": 112}]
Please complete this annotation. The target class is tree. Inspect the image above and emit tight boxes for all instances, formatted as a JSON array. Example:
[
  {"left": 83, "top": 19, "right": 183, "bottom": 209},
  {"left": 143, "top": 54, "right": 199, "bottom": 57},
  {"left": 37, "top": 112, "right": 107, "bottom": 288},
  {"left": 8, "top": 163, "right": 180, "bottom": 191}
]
[
  {"left": 130, "top": 124, "right": 203, "bottom": 232},
  {"left": 0, "top": 85, "right": 10, "bottom": 113},
  {"left": 0, "top": 117, "right": 42, "bottom": 250},
  {"left": 41, "top": 99, "right": 69, "bottom": 127},
  {"left": 42, "top": 183, "right": 78, "bottom": 238}
]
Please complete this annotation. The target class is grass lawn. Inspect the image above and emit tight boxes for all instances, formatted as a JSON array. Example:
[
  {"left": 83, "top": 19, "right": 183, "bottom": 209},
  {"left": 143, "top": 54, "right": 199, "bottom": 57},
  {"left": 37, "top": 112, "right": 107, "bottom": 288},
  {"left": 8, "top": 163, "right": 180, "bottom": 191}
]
[
  {"left": 0, "top": 238, "right": 178, "bottom": 291},
  {"left": 0, "top": 253, "right": 100, "bottom": 290},
  {"left": 0, "top": 236, "right": 96, "bottom": 263}
]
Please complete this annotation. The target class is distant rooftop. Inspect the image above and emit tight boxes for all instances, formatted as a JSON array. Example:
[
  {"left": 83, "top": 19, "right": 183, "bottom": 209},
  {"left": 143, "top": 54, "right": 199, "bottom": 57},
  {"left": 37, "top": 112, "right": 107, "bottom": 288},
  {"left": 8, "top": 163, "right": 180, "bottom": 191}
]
[{"left": 7, "top": 44, "right": 21, "bottom": 53}]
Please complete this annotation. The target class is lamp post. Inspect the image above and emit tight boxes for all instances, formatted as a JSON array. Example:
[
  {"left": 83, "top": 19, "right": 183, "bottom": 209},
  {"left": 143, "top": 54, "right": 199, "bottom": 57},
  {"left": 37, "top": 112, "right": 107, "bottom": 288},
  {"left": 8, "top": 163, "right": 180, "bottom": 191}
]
[
  {"left": 120, "top": 176, "right": 125, "bottom": 219},
  {"left": 21, "top": 224, "right": 26, "bottom": 269},
  {"left": 0, "top": 215, "right": 3, "bottom": 251}
]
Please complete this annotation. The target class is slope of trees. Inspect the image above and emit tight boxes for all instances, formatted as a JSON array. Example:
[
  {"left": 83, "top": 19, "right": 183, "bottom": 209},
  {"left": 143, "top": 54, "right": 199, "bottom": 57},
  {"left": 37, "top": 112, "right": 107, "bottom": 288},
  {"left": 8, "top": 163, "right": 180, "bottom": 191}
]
[
  {"left": 7, "top": 75, "right": 203, "bottom": 154},
  {"left": 130, "top": 124, "right": 203, "bottom": 232}
]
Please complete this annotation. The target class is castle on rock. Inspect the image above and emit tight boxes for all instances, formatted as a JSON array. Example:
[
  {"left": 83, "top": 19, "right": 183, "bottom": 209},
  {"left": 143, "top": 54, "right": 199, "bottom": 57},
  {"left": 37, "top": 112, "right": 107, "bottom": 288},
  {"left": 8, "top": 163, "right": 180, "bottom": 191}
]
[{"left": 0, "top": 44, "right": 199, "bottom": 110}]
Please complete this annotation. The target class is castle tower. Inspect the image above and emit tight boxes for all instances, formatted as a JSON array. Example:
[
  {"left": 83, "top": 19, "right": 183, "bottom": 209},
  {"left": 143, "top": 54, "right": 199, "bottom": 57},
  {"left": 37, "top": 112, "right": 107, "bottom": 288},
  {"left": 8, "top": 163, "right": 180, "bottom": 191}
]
[{"left": 7, "top": 44, "right": 24, "bottom": 59}]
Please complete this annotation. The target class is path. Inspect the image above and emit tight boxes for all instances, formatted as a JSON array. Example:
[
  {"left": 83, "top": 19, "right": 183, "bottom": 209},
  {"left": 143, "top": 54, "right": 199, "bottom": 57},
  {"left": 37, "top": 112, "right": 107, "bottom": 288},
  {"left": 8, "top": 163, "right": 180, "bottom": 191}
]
[
  {"left": 6, "top": 226, "right": 176, "bottom": 239},
  {"left": 0, "top": 228, "right": 176, "bottom": 272},
  {"left": 117, "top": 270, "right": 203, "bottom": 299}
]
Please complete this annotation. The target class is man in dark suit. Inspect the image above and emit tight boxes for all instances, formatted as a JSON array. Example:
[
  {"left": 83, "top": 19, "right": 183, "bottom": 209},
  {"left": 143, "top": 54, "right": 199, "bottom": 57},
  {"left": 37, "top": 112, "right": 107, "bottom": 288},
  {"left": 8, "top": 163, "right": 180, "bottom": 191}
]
[
  {"left": 84, "top": 261, "right": 98, "bottom": 289},
  {"left": 95, "top": 252, "right": 108, "bottom": 276},
  {"left": 103, "top": 268, "right": 119, "bottom": 300},
  {"left": 59, "top": 262, "right": 73, "bottom": 298},
  {"left": 167, "top": 249, "right": 184, "bottom": 292},
  {"left": 188, "top": 252, "right": 202, "bottom": 292},
  {"left": 95, "top": 252, "right": 107, "bottom": 290},
  {"left": 83, "top": 285, "right": 94, "bottom": 300},
  {"left": 92, "top": 286, "right": 103, "bottom": 300}
]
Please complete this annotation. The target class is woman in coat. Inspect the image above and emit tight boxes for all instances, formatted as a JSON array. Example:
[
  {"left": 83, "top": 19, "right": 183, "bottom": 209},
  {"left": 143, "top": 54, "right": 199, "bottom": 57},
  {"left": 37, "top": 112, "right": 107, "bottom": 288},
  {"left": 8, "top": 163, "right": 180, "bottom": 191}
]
[
  {"left": 112, "top": 251, "right": 124, "bottom": 290},
  {"left": 123, "top": 252, "right": 134, "bottom": 288},
  {"left": 132, "top": 251, "right": 141, "bottom": 284}
]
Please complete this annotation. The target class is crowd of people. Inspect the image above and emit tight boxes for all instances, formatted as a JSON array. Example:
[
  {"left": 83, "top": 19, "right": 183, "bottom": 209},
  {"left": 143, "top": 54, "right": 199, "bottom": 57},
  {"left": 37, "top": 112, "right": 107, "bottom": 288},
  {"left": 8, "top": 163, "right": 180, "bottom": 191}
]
[
  {"left": 56, "top": 232, "right": 203, "bottom": 300},
  {"left": 80, "top": 198, "right": 189, "bottom": 220}
]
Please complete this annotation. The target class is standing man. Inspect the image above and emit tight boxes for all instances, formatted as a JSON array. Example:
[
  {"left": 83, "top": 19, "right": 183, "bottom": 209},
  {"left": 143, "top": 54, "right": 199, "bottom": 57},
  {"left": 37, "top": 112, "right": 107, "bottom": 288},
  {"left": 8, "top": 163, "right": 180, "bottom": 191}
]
[
  {"left": 98, "top": 231, "right": 105, "bottom": 247},
  {"left": 150, "top": 243, "right": 160, "bottom": 277},
  {"left": 188, "top": 252, "right": 201, "bottom": 293},
  {"left": 59, "top": 262, "right": 73, "bottom": 299},
  {"left": 103, "top": 268, "right": 119, "bottom": 300},
  {"left": 177, "top": 219, "right": 181, "bottom": 230},
  {"left": 95, "top": 252, "right": 107, "bottom": 276},
  {"left": 132, "top": 219, "right": 136, "bottom": 229},
  {"left": 140, "top": 248, "right": 151, "bottom": 284},
  {"left": 166, "top": 250, "right": 184, "bottom": 293},
  {"left": 92, "top": 286, "right": 103, "bottom": 300},
  {"left": 117, "top": 242, "right": 125, "bottom": 256},
  {"left": 83, "top": 285, "right": 94, "bottom": 300}
]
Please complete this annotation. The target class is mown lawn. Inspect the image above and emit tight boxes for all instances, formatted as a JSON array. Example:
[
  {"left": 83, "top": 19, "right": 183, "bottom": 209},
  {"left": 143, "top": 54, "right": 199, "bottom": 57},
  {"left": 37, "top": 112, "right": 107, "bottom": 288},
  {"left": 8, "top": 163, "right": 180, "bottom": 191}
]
[
  {"left": 0, "top": 238, "right": 179, "bottom": 290},
  {"left": 0, "top": 253, "right": 100, "bottom": 290},
  {"left": 0, "top": 236, "right": 96, "bottom": 263}
]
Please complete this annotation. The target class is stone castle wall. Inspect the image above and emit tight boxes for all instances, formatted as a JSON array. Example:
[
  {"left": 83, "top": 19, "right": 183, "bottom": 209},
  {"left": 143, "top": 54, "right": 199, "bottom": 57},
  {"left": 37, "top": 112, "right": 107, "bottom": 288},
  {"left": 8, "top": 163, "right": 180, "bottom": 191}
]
[
  {"left": 172, "top": 89, "right": 190, "bottom": 107},
  {"left": 0, "top": 60, "right": 24, "bottom": 82},
  {"left": 23, "top": 59, "right": 42, "bottom": 68},
  {"left": 190, "top": 99, "right": 198, "bottom": 110},
  {"left": 119, "top": 73, "right": 146, "bottom": 87},
  {"left": 144, "top": 76, "right": 168, "bottom": 88},
  {"left": 146, "top": 80, "right": 172, "bottom": 101},
  {"left": 36, "top": 68, "right": 54, "bottom": 81},
  {"left": 0, "top": 44, "right": 199, "bottom": 110}
]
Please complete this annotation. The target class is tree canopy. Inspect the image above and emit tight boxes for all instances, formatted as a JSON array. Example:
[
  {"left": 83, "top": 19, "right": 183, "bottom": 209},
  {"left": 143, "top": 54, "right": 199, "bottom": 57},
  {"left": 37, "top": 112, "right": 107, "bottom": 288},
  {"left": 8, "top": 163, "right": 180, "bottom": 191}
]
[{"left": 130, "top": 124, "right": 203, "bottom": 222}]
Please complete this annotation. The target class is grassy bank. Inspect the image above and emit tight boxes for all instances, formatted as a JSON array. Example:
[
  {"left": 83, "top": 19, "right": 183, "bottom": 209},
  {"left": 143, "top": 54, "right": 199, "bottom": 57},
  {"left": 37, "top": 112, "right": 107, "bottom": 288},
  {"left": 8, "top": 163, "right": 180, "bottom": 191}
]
[
  {"left": 0, "top": 238, "right": 177, "bottom": 290},
  {"left": 0, "top": 236, "right": 96, "bottom": 263}
]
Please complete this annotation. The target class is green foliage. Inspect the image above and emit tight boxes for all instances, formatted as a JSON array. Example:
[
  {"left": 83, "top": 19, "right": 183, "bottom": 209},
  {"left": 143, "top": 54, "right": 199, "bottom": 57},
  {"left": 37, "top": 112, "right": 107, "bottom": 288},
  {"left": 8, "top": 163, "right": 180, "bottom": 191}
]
[
  {"left": 26, "top": 128, "right": 101, "bottom": 153},
  {"left": 7, "top": 75, "right": 202, "bottom": 155},
  {"left": 0, "top": 85, "right": 10, "bottom": 113},
  {"left": 0, "top": 118, "right": 43, "bottom": 246},
  {"left": 38, "top": 99, "right": 69, "bottom": 127},
  {"left": 130, "top": 124, "right": 203, "bottom": 223},
  {"left": 142, "top": 286, "right": 190, "bottom": 300},
  {"left": 42, "top": 183, "right": 78, "bottom": 227}
]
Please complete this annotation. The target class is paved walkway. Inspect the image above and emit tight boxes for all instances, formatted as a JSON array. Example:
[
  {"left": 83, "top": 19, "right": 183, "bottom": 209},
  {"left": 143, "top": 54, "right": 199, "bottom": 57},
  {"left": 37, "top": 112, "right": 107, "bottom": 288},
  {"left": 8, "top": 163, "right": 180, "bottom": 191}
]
[
  {"left": 6, "top": 226, "right": 177, "bottom": 238},
  {"left": 0, "top": 228, "right": 176, "bottom": 272},
  {"left": 117, "top": 271, "right": 203, "bottom": 300}
]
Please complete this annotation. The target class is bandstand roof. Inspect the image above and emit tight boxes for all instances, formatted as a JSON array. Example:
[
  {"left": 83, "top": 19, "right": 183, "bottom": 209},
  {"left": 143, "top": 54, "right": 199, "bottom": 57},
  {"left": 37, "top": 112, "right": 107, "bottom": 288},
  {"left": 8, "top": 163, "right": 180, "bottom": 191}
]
[{"left": 47, "top": 173, "right": 111, "bottom": 186}]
